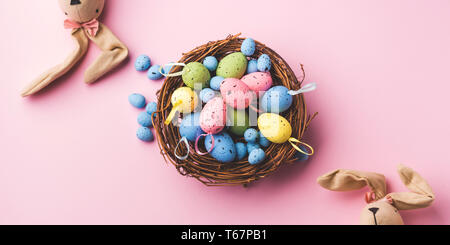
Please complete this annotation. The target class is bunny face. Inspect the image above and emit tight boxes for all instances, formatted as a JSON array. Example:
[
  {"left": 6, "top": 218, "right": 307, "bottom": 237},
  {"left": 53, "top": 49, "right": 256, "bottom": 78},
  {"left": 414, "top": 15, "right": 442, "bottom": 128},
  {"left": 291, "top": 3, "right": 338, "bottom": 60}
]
[
  {"left": 360, "top": 200, "right": 404, "bottom": 225},
  {"left": 58, "top": 0, "right": 105, "bottom": 23}
]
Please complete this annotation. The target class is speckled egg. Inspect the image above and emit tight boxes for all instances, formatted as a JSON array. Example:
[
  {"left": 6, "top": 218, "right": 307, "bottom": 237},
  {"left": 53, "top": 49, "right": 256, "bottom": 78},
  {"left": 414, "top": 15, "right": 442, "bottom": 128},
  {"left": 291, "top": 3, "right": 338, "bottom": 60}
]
[
  {"left": 258, "top": 113, "right": 292, "bottom": 144},
  {"left": 200, "top": 88, "right": 217, "bottom": 104},
  {"left": 203, "top": 56, "right": 218, "bottom": 72},
  {"left": 163, "top": 62, "right": 175, "bottom": 75},
  {"left": 244, "top": 128, "right": 259, "bottom": 143},
  {"left": 235, "top": 142, "right": 248, "bottom": 161},
  {"left": 209, "top": 76, "right": 224, "bottom": 91},
  {"left": 199, "top": 97, "right": 227, "bottom": 135},
  {"left": 247, "top": 142, "right": 260, "bottom": 154},
  {"left": 137, "top": 111, "right": 153, "bottom": 127},
  {"left": 216, "top": 52, "right": 248, "bottom": 79},
  {"left": 179, "top": 112, "right": 205, "bottom": 142},
  {"left": 182, "top": 62, "right": 211, "bottom": 89},
  {"left": 146, "top": 102, "right": 157, "bottom": 118},
  {"left": 220, "top": 78, "right": 255, "bottom": 109},
  {"left": 249, "top": 148, "right": 266, "bottom": 165},
  {"left": 246, "top": 59, "right": 258, "bottom": 74},
  {"left": 227, "top": 108, "right": 250, "bottom": 136},
  {"left": 241, "top": 72, "right": 273, "bottom": 95},
  {"left": 128, "top": 93, "right": 146, "bottom": 108},
  {"left": 135, "top": 55, "right": 151, "bottom": 71},
  {"left": 295, "top": 145, "right": 309, "bottom": 161},
  {"left": 205, "top": 132, "right": 237, "bottom": 163},
  {"left": 259, "top": 131, "right": 271, "bottom": 148},
  {"left": 147, "top": 65, "right": 163, "bottom": 80},
  {"left": 241, "top": 38, "right": 256, "bottom": 56},
  {"left": 136, "top": 127, "right": 154, "bottom": 142},
  {"left": 257, "top": 54, "right": 272, "bottom": 72},
  {"left": 171, "top": 87, "right": 199, "bottom": 114},
  {"left": 261, "top": 86, "right": 293, "bottom": 113}
]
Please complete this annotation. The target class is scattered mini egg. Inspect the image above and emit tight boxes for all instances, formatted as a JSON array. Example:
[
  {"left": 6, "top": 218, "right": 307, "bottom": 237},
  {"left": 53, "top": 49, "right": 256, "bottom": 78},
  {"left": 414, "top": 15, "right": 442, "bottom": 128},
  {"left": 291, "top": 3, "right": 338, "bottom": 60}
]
[
  {"left": 163, "top": 62, "right": 175, "bottom": 75},
  {"left": 135, "top": 55, "right": 151, "bottom": 71},
  {"left": 216, "top": 52, "right": 248, "bottom": 78},
  {"left": 247, "top": 142, "right": 260, "bottom": 154},
  {"left": 235, "top": 142, "right": 248, "bottom": 161},
  {"left": 246, "top": 59, "right": 258, "bottom": 74},
  {"left": 137, "top": 111, "right": 153, "bottom": 127},
  {"left": 147, "top": 65, "right": 163, "bottom": 80},
  {"left": 182, "top": 62, "right": 211, "bottom": 89},
  {"left": 261, "top": 86, "right": 293, "bottom": 113},
  {"left": 136, "top": 127, "right": 154, "bottom": 142},
  {"left": 295, "top": 145, "right": 310, "bottom": 161},
  {"left": 146, "top": 102, "right": 157, "bottom": 118},
  {"left": 205, "top": 132, "right": 237, "bottom": 163},
  {"left": 257, "top": 54, "right": 271, "bottom": 72},
  {"left": 210, "top": 76, "right": 224, "bottom": 91},
  {"left": 241, "top": 38, "right": 256, "bottom": 56},
  {"left": 128, "top": 93, "right": 146, "bottom": 108},
  {"left": 244, "top": 128, "right": 258, "bottom": 143},
  {"left": 179, "top": 112, "right": 205, "bottom": 142},
  {"left": 249, "top": 148, "right": 266, "bottom": 165},
  {"left": 259, "top": 131, "right": 271, "bottom": 148},
  {"left": 200, "top": 88, "right": 217, "bottom": 103},
  {"left": 203, "top": 56, "right": 218, "bottom": 72}
]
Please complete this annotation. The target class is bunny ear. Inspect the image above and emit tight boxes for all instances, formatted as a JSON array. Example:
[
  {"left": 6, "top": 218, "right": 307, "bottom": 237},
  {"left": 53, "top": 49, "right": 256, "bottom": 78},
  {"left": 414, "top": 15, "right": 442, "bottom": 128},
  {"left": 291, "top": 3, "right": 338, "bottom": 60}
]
[
  {"left": 388, "top": 164, "right": 435, "bottom": 210},
  {"left": 317, "top": 169, "right": 387, "bottom": 200}
]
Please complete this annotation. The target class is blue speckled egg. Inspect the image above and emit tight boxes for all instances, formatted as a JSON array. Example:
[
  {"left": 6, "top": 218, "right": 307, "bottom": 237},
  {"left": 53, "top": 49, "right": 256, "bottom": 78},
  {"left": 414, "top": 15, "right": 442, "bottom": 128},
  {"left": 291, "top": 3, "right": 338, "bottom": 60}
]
[
  {"left": 135, "top": 55, "right": 151, "bottom": 71},
  {"left": 210, "top": 76, "right": 225, "bottom": 91},
  {"left": 179, "top": 112, "right": 205, "bottom": 142},
  {"left": 259, "top": 131, "right": 271, "bottom": 148},
  {"left": 247, "top": 142, "right": 260, "bottom": 154},
  {"left": 136, "top": 127, "right": 154, "bottom": 142},
  {"left": 203, "top": 56, "right": 219, "bottom": 72},
  {"left": 257, "top": 54, "right": 272, "bottom": 72},
  {"left": 249, "top": 148, "right": 266, "bottom": 165},
  {"left": 137, "top": 111, "right": 153, "bottom": 127},
  {"left": 205, "top": 132, "right": 237, "bottom": 163},
  {"left": 200, "top": 88, "right": 217, "bottom": 104},
  {"left": 147, "top": 65, "right": 163, "bottom": 80},
  {"left": 261, "top": 86, "right": 293, "bottom": 113},
  {"left": 246, "top": 59, "right": 258, "bottom": 74},
  {"left": 163, "top": 62, "right": 175, "bottom": 75},
  {"left": 146, "top": 102, "right": 157, "bottom": 118},
  {"left": 295, "top": 145, "right": 310, "bottom": 161},
  {"left": 128, "top": 93, "right": 146, "bottom": 108},
  {"left": 241, "top": 38, "right": 256, "bottom": 56},
  {"left": 235, "top": 142, "right": 247, "bottom": 161},
  {"left": 244, "top": 128, "right": 259, "bottom": 143}
]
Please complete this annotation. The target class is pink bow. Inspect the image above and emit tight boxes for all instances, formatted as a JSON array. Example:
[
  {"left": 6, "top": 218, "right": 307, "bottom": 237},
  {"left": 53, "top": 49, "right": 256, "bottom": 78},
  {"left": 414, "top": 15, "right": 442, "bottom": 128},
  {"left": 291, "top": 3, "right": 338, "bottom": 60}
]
[{"left": 64, "top": 19, "right": 99, "bottom": 37}]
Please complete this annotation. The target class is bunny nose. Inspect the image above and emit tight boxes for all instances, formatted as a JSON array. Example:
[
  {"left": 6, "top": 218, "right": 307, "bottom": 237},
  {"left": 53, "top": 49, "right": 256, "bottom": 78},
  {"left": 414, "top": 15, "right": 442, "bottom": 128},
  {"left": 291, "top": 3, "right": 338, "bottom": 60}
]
[
  {"left": 369, "top": 207, "right": 379, "bottom": 214},
  {"left": 70, "top": 0, "right": 81, "bottom": 5}
]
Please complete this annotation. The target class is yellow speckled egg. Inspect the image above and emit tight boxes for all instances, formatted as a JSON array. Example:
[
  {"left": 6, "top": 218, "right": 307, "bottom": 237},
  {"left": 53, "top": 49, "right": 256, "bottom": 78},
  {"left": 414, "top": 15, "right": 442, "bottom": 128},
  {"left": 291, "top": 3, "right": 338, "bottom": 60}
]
[
  {"left": 257, "top": 113, "right": 292, "bottom": 144},
  {"left": 171, "top": 87, "right": 199, "bottom": 113}
]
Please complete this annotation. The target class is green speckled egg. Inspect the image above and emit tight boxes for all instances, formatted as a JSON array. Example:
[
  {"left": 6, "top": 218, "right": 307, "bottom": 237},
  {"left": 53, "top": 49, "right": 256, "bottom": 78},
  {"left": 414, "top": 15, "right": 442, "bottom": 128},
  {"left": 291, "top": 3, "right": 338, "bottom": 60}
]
[
  {"left": 227, "top": 108, "right": 250, "bottom": 136},
  {"left": 216, "top": 52, "right": 248, "bottom": 79},
  {"left": 182, "top": 62, "right": 211, "bottom": 89}
]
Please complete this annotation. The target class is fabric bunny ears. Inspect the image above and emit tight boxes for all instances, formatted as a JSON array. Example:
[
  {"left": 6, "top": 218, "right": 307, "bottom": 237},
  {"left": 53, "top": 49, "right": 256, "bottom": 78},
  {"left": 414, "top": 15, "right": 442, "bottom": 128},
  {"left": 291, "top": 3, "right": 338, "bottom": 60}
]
[{"left": 317, "top": 164, "right": 435, "bottom": 225}]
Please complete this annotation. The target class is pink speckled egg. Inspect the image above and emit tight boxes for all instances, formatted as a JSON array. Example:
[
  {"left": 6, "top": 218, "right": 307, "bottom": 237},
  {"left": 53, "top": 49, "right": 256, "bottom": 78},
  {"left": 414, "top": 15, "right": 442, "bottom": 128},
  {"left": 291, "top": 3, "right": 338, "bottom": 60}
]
[
  {"left": 199, "top": 97, "right": 227, "bottom": 135},
  {"left": 241, "top": 72, "right": 273, "bottom": 96},
  {"left": 220, "top": 78, "right": 255, "bottom": 109}
]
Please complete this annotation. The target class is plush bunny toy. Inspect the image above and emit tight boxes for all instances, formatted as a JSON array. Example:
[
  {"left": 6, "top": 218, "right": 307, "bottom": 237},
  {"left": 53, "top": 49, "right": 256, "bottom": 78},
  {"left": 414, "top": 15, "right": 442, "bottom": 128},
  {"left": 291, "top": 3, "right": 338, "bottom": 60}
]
[
  {"left": 317, "top": 164, "right": 435, "bottom": 225},
  {"left": 21, "top": 0, "right": 128, "bottom": 97}
]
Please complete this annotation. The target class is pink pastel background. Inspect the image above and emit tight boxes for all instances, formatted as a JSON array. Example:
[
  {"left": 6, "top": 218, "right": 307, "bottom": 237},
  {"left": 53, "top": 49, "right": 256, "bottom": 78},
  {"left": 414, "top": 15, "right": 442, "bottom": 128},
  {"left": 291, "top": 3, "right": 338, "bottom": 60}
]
[{"left": 1, "top": 0, "right": 449, "bottom": 225}]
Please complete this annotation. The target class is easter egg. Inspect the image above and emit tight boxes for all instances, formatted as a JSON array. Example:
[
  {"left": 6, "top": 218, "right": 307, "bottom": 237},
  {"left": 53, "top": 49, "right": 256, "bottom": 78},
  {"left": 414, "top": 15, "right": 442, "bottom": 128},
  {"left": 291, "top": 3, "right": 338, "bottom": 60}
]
[
  {"left": 135, "top": 55, "right": 151, "bottom": 71},
  {"left": 258, "top": 113, "right": 292, "bottom": 144},
  {"left": 257, "top": 54, "right": 272, "bottom": 72},
  {"left": 182, "top": 62, "right": 211, "bottom": 89},
  {"left": 210, "top": 76, "right": 224, "bottom": 91},
  {"left": 216, "top": 52, "right": 248, "bottom": 79},
  {"left": 199, "top": 97, "right": 227, "bottom": 135},
  {"left": 147, "top": 65, "right": 163, "bottom": 80},
  {"left": 247, "top": 142, "right": 260, "bottom": 154},
  {"left": 128, "top": 93, "right": 146, "bottom": 108},
  {"left": 249, "top": 148, "right": 266, "bottom": 165},
  {"left": 235, "top": 142, "right": 248, "bottom": 161},
  {"left": 295, "top": 145, "right": 309, "bottom": 161},
  {"left": 136, "top": 127, "right": 154, "bottom": 142},
  {"left": 261, "top": 86, "right": 293, "bottom": 113},
  {"left": 179, "top": 112, "right": 205, "bottom": 142},
  {"left": 259, "top": 131, "right": 271, "bottom": 148},
  {"left": 227, "top": 108, "right": 250, "bottom": 136},
  {"left": 241, "top": 72, "right": 273, "bottom": 95},
  {"left": 203, "top": 56, "right": 218, "bottom": 72},
  {"left": 246, "top": 59, "right": 258, "bottom": 74},
  {"left": 205, "top": 132, "right": 237, "bottom": 163},
  {"left": 163, "top": 62, "right": 175, "bottom": 75},
  {"left": 137, "top": 111, "right": 153, "bottom": 127},
  {"left": 241, "top": 38, "right": 256, "bottom": 56},
  {"left": 220, "top": 78, "right": 255, "bottom": 109},
  {"left": 171, "top": 87, "right": 199, "bottom": 113},
  {"left": 244, "top": 128, "right": 258, "bottom": 143},
  {"left": 146, "top": 102, "right": 157, "bottom": 118},
  {"left": 200, "top": 88, "right": 217, "bottom": 104}
]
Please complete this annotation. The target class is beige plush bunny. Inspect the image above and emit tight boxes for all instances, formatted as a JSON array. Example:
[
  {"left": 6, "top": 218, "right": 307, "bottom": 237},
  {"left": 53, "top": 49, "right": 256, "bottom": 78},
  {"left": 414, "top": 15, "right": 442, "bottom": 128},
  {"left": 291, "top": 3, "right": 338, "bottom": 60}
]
[
  {"left": 317, "top": 164, "right": 435, "bottom": 225},
  {"left": 21, "top": 0, "right": 128, "bottom": 97}
]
